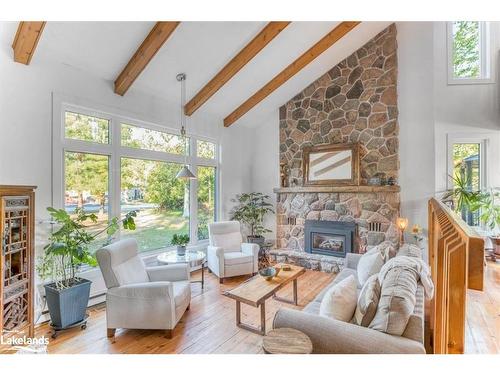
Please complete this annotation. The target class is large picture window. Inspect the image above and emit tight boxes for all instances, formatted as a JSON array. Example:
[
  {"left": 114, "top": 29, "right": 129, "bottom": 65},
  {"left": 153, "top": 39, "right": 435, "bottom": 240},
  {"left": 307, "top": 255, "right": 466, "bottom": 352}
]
[{"left": 53, "top": 103, "right": 219, "bottom": 254}]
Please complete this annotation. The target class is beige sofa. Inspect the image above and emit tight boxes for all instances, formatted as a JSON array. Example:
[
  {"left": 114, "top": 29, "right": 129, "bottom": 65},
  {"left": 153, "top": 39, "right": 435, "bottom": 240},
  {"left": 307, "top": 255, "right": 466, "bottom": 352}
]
[{"left": 273, "top": 252, "right": 426, "bottom": 354}]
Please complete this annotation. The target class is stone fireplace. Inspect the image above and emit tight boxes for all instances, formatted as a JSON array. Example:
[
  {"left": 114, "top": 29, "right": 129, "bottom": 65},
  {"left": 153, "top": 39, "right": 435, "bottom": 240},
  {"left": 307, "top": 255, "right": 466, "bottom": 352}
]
[{"left": 269, "top": 24, "right": 400, "bottom": 272}]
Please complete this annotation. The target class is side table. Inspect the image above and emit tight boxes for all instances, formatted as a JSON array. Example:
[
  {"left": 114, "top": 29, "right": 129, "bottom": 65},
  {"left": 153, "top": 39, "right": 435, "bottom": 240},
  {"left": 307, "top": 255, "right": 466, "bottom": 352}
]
[
  {"left": 157, "top": 250, "right": 207, "bottom": 289},
  {"left": 262, "top": 328, "right": 313, "bottom": 354}
]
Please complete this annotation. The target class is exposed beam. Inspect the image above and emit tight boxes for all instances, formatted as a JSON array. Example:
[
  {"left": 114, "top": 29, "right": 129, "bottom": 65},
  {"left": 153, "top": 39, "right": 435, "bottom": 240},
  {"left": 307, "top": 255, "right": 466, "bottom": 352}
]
[
  {"left": 12, "top": 21, "right": 46, "bottom": 65},
  {"left": 184, "top": 21, "right": 291, "bottom": 116},
  {"left": 223, "top": 21, "right": 361, "bottom": 127},
  {"left": 114, "top": 21, "right": 180, "bottom": 96}
]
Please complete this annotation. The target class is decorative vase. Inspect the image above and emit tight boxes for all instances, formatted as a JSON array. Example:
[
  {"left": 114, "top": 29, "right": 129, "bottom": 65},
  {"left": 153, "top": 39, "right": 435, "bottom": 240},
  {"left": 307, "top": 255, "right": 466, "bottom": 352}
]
[{"left": 177, "top": 245, "right": 186, "bottom": 256}]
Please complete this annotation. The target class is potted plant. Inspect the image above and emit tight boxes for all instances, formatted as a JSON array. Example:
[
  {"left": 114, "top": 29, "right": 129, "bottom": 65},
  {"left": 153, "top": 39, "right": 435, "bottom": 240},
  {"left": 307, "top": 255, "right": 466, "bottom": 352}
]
[
  {"left": 37, "top": 207, "right": 136, "bottom": 331},
  {"left": 229, "top": 192, "right": 275, "bottom": 246},
  {"left": 171, "top": 233, "right": 189, "bottom": 256},
  {"left": 441, "top": 174, "right": 483, "bottom": 224},
  {"left": 479, "top": 189, "right": 500, "bottom": 258}
]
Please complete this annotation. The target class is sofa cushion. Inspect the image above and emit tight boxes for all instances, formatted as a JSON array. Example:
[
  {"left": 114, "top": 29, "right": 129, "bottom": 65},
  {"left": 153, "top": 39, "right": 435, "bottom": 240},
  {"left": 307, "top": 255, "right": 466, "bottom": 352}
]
[
  {"left": 223, "top": 252, "right": 253, "bottom": 265},
  {"left": 357, "top": 249, "right": 384, "bottom": 285},
  {"left": 353, "top": 274, "right": 381, "bottom": 327},
  {"left": 314, "top": 267, "right": 359, "bottom": 302},
  {"left": 319, "top": 275, "right": 358, "bottom": 322},
  {"left": 368, "top": 257, "right": 420, "bottom": 336}
]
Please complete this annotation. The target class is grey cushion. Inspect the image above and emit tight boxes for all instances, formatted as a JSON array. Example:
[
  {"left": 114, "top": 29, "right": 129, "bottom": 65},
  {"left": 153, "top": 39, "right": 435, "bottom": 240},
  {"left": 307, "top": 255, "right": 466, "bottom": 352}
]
[{"left": 353, "top": 274, "right": 381, "bottom": 327}]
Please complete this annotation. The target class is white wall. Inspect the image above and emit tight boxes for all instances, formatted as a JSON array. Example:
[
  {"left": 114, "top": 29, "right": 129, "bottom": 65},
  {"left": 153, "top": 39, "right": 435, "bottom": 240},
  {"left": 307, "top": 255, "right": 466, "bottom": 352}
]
[
  {"left": 396, "top": 22, "right": 436, "bottom": 230},
  {"left": 248, "top": 110, "right": 280, "bottom": 239},
  {"left": 0, "top": 32, "right": 252, "bottom": 312},
  {"left": 433, "top": 22, "right": 500, "bottom": 193}
]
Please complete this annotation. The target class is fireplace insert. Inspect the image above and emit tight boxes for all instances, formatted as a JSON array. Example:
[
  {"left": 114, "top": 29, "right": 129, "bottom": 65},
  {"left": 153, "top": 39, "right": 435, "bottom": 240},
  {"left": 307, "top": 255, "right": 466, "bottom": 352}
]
[{"left": 304, "top": 220, "right": 356, "bottom": 257}]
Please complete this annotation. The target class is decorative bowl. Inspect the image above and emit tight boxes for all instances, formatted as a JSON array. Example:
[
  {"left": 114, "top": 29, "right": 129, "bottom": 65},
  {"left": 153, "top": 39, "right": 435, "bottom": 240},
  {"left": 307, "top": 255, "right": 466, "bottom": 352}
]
[{"left": 259, "top": 267, "right": 277, "bottom": 281}]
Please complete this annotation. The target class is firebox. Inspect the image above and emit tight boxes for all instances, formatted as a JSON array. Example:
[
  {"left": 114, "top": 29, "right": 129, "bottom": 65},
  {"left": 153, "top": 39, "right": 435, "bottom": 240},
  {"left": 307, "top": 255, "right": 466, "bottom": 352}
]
[{"left": 304, "top": 220, "right": 356, "bottom": 257}]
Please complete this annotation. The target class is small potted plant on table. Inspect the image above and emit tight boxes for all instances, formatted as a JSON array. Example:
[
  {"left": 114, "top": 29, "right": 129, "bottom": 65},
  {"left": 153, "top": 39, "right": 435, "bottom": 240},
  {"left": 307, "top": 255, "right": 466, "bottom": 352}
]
[
  {"left": 172, "top": 233, "right": 190, "bottom": 256},
  {"left": 38, "top": 207, "right": 136, "bottom": 337},
  {"left": 229, "top": 192, "right": 274, "bottom": 247}
]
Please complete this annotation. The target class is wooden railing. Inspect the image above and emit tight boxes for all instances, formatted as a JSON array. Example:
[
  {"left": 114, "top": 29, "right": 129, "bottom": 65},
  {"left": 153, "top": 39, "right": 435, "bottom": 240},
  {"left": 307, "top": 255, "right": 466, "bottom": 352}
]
[{"left": 427, "top": 198, "right": 484, "bottom": 354}]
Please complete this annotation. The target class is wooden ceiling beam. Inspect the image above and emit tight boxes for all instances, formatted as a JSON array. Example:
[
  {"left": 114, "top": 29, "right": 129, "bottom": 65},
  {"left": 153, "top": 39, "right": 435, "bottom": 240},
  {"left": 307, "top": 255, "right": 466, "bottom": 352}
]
[
  {"left": 12, "top": 21, "right": 46, "bottom": 65},
  {"left": 114, "top": 21, "right": 180, "bottom": 96},
  {"left": 184, "top": 21, "right": 291, "bottom": 116},
  {"left": 223, "top": 21, "right": 361, "bottom": 127}
]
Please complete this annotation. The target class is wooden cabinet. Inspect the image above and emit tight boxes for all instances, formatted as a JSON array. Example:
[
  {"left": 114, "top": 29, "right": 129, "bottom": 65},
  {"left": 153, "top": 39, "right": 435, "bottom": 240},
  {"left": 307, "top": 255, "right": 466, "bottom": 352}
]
[{"left": 0, "top": 185, "right": 36, "bottom": 339}]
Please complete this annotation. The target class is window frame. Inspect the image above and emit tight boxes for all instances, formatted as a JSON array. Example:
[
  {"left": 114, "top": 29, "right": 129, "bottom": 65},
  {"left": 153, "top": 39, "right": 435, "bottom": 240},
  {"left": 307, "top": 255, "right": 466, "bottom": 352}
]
[
  {"left": 52, "top": 96, "right": 220, "bottom": 254},
  {"left": 447, "top": 21, "right": 495, "bottom": 85}
]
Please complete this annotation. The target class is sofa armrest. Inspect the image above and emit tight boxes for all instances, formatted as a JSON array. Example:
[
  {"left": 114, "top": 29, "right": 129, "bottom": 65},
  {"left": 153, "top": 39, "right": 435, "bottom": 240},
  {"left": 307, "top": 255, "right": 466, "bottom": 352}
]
[
  {"left": 241, "top": 243, "right": 259, "bottom": 273},
  {"left": 273, "top": 308, "right": 425, "bottom": 354},
  {"left": 146, "top": 264, "right": 190, "bottom": 282},
  {"left": 346, "top": 253, "right": 362, "bottom": 270},
  {"left": 107, "top": 281, "right": 174, "bottom": 301}
]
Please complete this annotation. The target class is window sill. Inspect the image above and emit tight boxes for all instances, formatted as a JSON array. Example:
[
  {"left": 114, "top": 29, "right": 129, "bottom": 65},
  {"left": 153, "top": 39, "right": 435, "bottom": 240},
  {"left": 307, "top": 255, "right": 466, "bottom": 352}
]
[{"left": 447, "top": 78, "right": 496, "bottom": 85}]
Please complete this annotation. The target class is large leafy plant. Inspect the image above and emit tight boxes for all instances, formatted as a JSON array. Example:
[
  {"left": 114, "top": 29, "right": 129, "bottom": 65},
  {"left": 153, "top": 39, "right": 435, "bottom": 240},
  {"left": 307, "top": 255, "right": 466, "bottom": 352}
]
[
  {"left": 442, "top": 174, "right": 483, "bottom": 219},
  {"left": 479, "top": 189, "right": 500, "bottom": 234},
  {"left": 38, "top": 207, "right": 136, "bottom": 289},
  {"left": 230, "top": 192, "right": 274, "bottom": 237}
]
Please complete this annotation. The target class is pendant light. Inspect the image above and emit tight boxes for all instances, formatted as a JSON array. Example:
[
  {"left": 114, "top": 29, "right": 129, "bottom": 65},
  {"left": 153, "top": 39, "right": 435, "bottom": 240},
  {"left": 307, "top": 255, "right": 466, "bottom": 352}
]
[{"left": 175, "top": 73, "right": 196, "bottom": 180}]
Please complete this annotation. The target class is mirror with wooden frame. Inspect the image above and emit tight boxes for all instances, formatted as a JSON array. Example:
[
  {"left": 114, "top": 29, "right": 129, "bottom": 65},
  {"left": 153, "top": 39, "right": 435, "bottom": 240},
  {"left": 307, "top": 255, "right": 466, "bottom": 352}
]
[{"left": 303, "top": 143, "right": 359, "bottom": 186}]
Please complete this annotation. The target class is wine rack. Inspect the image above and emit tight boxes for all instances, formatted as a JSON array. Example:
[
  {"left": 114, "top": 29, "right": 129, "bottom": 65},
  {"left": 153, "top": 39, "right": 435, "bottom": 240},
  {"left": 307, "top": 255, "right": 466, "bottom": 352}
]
[{"left": 0, "top": 186, "right": 36, "bottom": 339}]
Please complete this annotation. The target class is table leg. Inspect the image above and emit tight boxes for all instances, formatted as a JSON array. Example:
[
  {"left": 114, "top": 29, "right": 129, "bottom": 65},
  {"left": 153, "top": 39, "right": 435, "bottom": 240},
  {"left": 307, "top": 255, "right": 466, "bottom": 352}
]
[
  {"left": 235, "top": 300, "right": 266, "bottom": 335},
  {"left": 201, "top": 261, "right": 205, "bottom": 289},
  {"left": 293, "top": 278, "right": 298, "bottom": 305}
]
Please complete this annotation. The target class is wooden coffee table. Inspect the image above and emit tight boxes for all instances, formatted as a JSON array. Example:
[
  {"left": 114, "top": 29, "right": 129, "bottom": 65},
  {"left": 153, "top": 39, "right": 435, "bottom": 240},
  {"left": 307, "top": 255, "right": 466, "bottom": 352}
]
[{"left": 223, "top": 264, "right": 305, "bottom": 335}]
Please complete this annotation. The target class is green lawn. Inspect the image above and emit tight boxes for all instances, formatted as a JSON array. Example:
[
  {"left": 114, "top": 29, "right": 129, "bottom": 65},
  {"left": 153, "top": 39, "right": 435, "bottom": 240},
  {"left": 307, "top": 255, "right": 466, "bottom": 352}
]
[{"left": 121, "top": 209, "right": 189, "bottom": 252}]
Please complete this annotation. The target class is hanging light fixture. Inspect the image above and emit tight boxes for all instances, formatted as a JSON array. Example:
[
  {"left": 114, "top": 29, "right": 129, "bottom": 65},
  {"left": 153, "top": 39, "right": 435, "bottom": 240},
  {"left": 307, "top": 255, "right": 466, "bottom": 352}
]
[{"left": 175, "top": 73, "right": 196, "bottom": 180}]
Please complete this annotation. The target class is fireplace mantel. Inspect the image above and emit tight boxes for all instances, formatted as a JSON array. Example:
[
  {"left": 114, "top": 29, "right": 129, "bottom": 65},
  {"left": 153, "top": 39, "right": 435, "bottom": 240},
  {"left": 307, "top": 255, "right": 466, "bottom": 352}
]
[{"left": 273, "top": 185, "right": 400, "bottom": 194}]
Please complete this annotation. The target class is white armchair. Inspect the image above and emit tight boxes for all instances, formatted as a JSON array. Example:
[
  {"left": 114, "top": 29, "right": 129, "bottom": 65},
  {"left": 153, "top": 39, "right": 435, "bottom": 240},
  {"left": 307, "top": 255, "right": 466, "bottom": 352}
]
[
  {"left": 207, "top": 221, "right": 260, "bottom": 283},
  {"left": 96, "top": 238, "right": 191, "bottom": 339}
]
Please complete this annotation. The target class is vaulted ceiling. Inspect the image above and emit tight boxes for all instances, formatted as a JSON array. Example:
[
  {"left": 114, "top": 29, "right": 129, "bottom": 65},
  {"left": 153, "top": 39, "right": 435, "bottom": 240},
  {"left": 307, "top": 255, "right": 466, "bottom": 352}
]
[{"left": 1, "top": 21, "right": 393, "bottom": 127}]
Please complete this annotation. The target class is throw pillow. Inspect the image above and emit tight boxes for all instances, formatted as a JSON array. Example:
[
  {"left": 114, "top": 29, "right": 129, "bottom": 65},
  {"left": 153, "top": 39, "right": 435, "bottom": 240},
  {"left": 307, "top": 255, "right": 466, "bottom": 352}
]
[
  {"left": 319, "top": 275, "right": 357, "bottom": 322},
  {"left": 353, "top": 274, "right": 381, "bottom": 327},
  {"left": 357, "top": 249, "right": 384, "bottom": 285},
  {"left": 368, "top": 256, "right": 419, "bottom": 336}
]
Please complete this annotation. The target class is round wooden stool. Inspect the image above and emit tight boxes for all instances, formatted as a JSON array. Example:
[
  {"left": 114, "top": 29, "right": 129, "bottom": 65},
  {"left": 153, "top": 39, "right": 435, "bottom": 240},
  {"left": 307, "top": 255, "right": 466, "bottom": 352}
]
[{"left": 262, "top": 328, "right": 313, "bottom": 354}]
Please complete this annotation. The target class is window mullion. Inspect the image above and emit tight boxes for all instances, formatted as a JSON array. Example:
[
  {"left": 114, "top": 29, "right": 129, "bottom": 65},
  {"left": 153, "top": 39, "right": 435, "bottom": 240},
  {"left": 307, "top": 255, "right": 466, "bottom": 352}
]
[{"left": 110, "top": 116, "right": 121, "bottom": 236}]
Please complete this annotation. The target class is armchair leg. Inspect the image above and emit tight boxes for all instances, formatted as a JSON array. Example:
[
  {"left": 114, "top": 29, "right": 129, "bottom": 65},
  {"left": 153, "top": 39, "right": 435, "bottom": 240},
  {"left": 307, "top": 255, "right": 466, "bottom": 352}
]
[
  {"left": 107, "top": 328, "right": 116, "bottom": 338},
  {"left": 219, "top": 277, "right": 224, "bottom": 284},
  {"left": 165, "top": 329, "right": 173, "bottom": 339}
]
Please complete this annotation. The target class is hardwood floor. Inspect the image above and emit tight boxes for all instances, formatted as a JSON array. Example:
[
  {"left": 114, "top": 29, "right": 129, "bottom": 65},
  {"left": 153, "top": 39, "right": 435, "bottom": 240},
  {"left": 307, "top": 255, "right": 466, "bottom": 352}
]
[
  {"left": 34, "top": 269, "right": 335, "bottom": 354},
  {"left": 465, "top": 259, "right": 500, "bottom": 354}
]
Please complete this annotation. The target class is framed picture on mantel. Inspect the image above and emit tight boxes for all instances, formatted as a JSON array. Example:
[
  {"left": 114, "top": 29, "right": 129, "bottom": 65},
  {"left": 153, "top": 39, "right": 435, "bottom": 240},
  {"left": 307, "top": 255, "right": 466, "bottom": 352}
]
[{"left": 303, "top": 143, "right": 360, "bottom": 186}]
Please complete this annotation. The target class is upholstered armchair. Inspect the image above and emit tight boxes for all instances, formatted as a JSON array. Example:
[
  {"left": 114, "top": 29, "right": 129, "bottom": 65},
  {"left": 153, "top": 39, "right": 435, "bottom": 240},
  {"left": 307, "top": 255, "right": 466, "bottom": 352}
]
[
  {"left": 207, "top": 221, "right": 259, "bottom": 283},
  {"left": 96, "top": 238, "right": 191, "bottom": 339}
]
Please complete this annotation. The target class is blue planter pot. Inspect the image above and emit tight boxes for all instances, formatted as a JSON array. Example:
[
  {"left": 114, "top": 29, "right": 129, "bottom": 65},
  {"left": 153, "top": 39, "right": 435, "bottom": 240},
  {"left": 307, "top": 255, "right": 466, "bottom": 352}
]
[{"left": 44, "top": 278, "right": 92, "bottom": 329}]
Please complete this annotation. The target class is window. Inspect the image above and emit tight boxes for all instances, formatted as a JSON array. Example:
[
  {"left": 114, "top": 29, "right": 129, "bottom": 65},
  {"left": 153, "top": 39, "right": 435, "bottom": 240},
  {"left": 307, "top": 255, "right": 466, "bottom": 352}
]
[
  {"left": 197, "top": 166, "right": 216, "bottom": 240},
  {"left": 121, "top": 123, "right": 188, "bottom": 154},
  {"left": 197, "top": 140, "right": 216, "bottom": 159},
  {"left": 64, "top": 151, "right": 109, "bottom": 253},
  {"left": 65, "top": 112, "right": 109, "bottom": 144},
  {"left": 53, "top": 102, "right": 219, "bottom": 254},
  {"left": 120, "top": 158, "right": 189, "bottom": 252},
  {"left": 448, "top": 21, "right": 493, "bottom": 84},
  {"left": 448, "top": 139, "right": 486, "bottom": 226}
]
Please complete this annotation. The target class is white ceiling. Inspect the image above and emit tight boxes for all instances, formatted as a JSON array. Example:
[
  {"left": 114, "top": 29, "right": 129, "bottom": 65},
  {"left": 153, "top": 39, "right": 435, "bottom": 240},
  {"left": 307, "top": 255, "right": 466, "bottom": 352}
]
[{"left": 1, "top": 21, "right": 392, "bottom": 127}]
